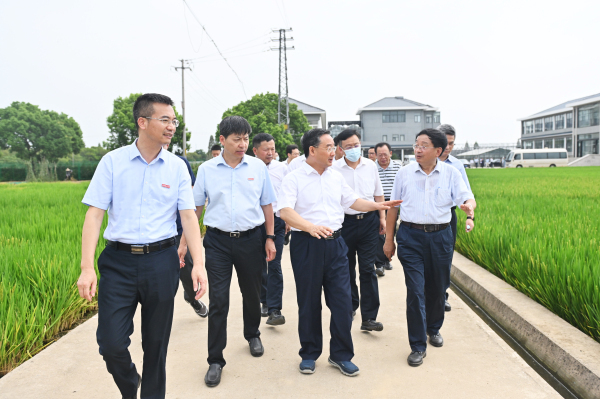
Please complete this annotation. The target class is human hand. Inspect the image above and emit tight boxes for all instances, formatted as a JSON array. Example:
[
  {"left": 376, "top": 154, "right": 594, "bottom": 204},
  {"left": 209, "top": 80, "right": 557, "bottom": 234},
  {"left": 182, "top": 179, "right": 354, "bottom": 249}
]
[
  {"left": 177, "top": 243, "right": 187, "bottom": 268},
  {"left": 285, "top": 223, "right": 291, "bottom": 234},
  {"left": 378, "top": 200, "right": 402, "bottom": 210},
  {"left": 379, "top": 218, "right": 387, "bottom": 235},
  {"left": 192, "top": 265, "right": 208, "bottom": 299},
  {"left": 265, "top": 239, "right": 276, "bottom": 261},
  {"left": 77, "top": 268, "right": 97, "bottom": 301},
  {"left": 383, "top": 240, "right": 396, "bottom": 261},
  {"left": 460, "top": 203, "right": 474, "bottom": 218},
  {"left": 308, "top": 224, "right": 334, "bottom": 239},
  {"left": 466, "top": 218, "right": 474, "bottom": 233}
]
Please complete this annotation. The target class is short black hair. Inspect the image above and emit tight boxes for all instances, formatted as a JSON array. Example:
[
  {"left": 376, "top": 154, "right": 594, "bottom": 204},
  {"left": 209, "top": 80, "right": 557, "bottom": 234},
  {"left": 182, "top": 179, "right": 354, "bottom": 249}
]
[
  {"left": 437, "top": 124, "right": 456, "bottom": 137},
  {"left": 219, "top": 115, "right": 252, "bottom": 139},
  {"left": 416, "top": 128, "right": 448, "bottom": 153},
  {"left": 286, "top": 144, "right": 298, "bottom": 155},
  {"left": 252, "top": 133, "right": 274, "bottom": 148},
  {"left": 210, "top": 144, "right": 221, "bottom": 152},
  {"left": 369, "top": 147, "right": 375, "bottom": 151},
  {"left": 133, "top": 93, "right": 174, "bottom": 129},
  {"left": 302, "top": 128, "right": 330, "bottom": 158},
  {"left": 375, "top": 142, "right": 391, "bottom": 153},
  {"left": 336, "top": 129, "right": 361, "bottom": 146}
]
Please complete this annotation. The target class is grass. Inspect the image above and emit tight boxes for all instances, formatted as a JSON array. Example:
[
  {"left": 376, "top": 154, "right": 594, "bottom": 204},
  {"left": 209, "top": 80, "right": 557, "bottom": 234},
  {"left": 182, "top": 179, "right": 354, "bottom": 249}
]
[
  {"left": 0, "top": 182, "right": 105, "bottom": 375},
  {"left": 456, "top": 166, "right": 600, "bottom": 342}
]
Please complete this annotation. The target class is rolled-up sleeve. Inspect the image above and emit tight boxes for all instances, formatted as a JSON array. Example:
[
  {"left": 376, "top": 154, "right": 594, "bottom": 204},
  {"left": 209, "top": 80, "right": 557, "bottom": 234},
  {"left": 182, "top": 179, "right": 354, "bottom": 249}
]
[
  {"left": 193, "top": 164, "right": 207, "bottom": 206},
  {"left": 260, "top": 165, "right": 277, "bottom": 206},
  {"left": 177, "top": 161, "right": 195, "bottom": 211},
  {"left": 275, "top": 174, "right": 298, "bottom": 212},
  {"left": 82, "top": 155, "right": 113, "bottom": 210},
  {"left": 340, "top": 179, "right": 360, "bottom": 210}
]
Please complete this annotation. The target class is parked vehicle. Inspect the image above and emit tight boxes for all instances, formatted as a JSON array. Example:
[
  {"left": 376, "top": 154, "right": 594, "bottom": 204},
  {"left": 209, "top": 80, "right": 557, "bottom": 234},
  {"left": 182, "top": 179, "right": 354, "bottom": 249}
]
[
  {"left": 404, "top": 155, "right": 416, "bottom": 166},
  {"left": 459, "top": 159, "right": 470, "bottom": 168},
  {"left": 506, "top": 149, "right": 568, "bottom": 168}
]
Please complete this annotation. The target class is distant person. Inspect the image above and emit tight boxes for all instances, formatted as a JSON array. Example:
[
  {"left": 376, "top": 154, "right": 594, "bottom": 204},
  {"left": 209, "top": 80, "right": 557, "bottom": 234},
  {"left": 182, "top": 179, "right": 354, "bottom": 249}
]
[
  {"left": 368, "top": 147, "right": 376, "bottom": 161},
  {"left": 469, "top": 159, "right": 474, "bottom": 168},
  {"left": 480, "top": 158, "right": 484, "bottom": 168},
  {"left": 65, "top": 168, "right": 72, "bottom": 180},
  {"left": 374, "top": 142, "right": 402, "bottom": 276},
  {"left": 286, "top": 144, "right": 300, "bottom": 165},
  {"left": 384, "top": 128, "right": 475, "bottom": 368},
  {"left": 274, "top": 151, "right": 280, "bottom": 162},
  {"left": 211, "top": 144, "right": 222, "bottom": 158},
  {"left": 333, "top": 135, "right": 345, "bottom": 161},
  {"left": 502, "top": 156, "right": 506, "bottom": 168},
  {"left": 77, "top": 93, "right": 206, "bottom": 399}
]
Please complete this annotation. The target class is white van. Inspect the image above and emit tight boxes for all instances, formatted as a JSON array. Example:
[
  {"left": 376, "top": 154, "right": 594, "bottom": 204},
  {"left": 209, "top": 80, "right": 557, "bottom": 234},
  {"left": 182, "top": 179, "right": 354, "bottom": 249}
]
[{"left": 506, "top": 148, "right": 568, "bottom": 168}]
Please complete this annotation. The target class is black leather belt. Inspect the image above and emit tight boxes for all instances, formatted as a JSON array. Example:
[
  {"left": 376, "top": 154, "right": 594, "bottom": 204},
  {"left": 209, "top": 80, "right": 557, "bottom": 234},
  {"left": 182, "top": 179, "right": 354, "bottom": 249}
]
[
  {"left": 299, "top": 229, "right": 342, "bottom": 240},
  {"left": 107, "top": 237, "right": 176, "bottom": 254},
  {"left": 206, "top": 226, "right": 259, "bottom": 238},
  {"left": 451, "top": 206, "right": 457, "bottom": 211},
  {"left": 401, "top": 222, "right": 450, "bottom": 233},
  {"left": 344, "top": 211, "right": 375, "bottom": 220}
]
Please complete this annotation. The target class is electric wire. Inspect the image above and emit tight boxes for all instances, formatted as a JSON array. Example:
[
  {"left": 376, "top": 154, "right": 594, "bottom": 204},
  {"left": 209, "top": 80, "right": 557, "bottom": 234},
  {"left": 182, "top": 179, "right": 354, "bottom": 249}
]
[
  {"left": 187, "top": 70, "right": 227, "bottom": 108},
  {"left": 182, "top": 2, "right": 203, "bottom": 53}
]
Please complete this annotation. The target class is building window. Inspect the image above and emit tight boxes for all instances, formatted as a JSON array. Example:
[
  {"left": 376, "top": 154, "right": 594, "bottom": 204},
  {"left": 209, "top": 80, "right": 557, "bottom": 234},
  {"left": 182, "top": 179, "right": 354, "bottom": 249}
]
[
  {"left": 578, "top": 103, "right": 600, "bottom": 128},
  {"left": 566, "top": 137, "right": 572, "bottom": 153},
  {"left": 414, "top": 114, "right": 421, "bottom": 123},
  {"left": 434, "top": 113, "right": 440, "bottom": 123},
  {"left": 566, "top": 112, "right": 573, "bottom": 128},
  {"left": 544, "top": 117, "right": 553, "bottom": 131},
  {"left": 524, "top": 141, "right": 533, "bottom": 149},
  {"left": 544, "top": 139, "right": 553, "bottom": 148},
  {"left": 382, "top": 135, "right": 388, "bottom": 142},
  {"left": 534, "top": 140, "right": 543, "bottom": 149},
  {"left": 425, "top": 115, "right": 432, "bottom": 123},
  {"left": 554, "top": 114, "right": 565, "bottom": 130},
  {"left": 523, "top": 120, "right": 534, "bottom": 134},
  {"left": 535, "top": 119, "right": 543, "bottom": 132},
  {"left": 392, "top": 134, "right": 399, "bottom": 141},
  {"left": 382, "top": 111, "right": 406, "bottom": 123},
  {"left": 555, "top": 137, "right": 565, "bottom": 148},
  {"left": 400, "top": 134, "right": 405, "bottom": 141}
]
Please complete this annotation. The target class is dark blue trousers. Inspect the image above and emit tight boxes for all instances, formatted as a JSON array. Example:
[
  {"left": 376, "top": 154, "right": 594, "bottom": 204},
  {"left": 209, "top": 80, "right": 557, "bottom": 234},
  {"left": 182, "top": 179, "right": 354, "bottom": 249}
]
[
  {"left": 341, "top": 211, "right": 380, "bottom": 321},
  {"left": 290, "top": 232, "right": 354, "bottom": 361},
  {"left": 396, "top": 224, "right": 453, "bottom": 352},
  {"left": 445, "top": 207, "right": 458, "bottom": 300},
  {"left": 260, "top": 215, "right": 286, "bottom": 313},
  {"left": 203, "top": 228, "right": 263, "bottom": 367},
  {"left": 96, "top": 244, "right": 179, "bottom": 399}
]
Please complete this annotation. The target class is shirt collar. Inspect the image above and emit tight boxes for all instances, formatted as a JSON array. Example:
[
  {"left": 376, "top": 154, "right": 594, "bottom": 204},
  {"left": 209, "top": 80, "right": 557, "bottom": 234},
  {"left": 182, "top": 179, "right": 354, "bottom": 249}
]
[
  {"left": 128, "top": 139, "right": 167, "bottom": 163},
  {"left": 301, "top": 160, "right": 321, "bottom": 175},
  {"left": 415, "top": 159, "right": 442, "bottom": 175},
  {"left": 216, "top": 152, "right": 248, "bottom": 168}
]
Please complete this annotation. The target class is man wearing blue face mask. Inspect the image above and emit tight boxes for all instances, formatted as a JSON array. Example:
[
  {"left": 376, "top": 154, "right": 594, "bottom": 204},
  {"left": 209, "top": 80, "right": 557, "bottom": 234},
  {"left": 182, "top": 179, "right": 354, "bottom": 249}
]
[{"left": 332, "top": 130, "right": 385, "bottom": 332}]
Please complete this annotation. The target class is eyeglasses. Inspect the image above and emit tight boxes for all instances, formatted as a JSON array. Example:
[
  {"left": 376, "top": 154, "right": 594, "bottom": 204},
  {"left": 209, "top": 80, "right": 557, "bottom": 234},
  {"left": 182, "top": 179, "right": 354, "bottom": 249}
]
[
  {"left": 413, "top": 144, "right": 433, "bottom": 151},
  {"left": 143, "top": 117, "right": 180, "bottom": 127},
  {"left": 342, "top": 143, "right": 361, "bottom": 151},
  {"left": 313, "top": 145, "right": 336, "bottom": 153}
]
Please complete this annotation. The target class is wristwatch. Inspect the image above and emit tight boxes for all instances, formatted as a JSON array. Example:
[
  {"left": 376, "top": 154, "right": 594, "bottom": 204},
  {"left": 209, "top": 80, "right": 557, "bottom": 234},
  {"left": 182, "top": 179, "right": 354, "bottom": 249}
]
[
  {"left": 266, "top": 234, "right": 276, "bottom": 240},
  {"left": 466, "top": 216, "right": 475, "bottom": 221}
]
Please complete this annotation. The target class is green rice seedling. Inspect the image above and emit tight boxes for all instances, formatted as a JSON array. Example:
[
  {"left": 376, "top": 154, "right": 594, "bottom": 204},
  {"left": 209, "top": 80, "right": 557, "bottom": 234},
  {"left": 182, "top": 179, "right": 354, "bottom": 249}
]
[{"left": 455, "top": 167, "right": 600, "bottom": 342}]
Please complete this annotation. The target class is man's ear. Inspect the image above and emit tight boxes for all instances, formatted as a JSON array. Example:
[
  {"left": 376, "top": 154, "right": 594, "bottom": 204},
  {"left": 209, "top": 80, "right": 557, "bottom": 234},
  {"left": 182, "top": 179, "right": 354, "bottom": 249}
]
[
  {"left": 219, "top": 135, "right": 225, "bottom": 146},
  {"left": 137, "top": 117, "right": 148, "bottom": 131}
]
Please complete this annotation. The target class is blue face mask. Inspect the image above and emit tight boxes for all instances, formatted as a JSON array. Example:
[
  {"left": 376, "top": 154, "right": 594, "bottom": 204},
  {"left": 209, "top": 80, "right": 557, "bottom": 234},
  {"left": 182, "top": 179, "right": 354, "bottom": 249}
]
[{"left": 344, "top": 146, "right": 362, "bottom": 162}]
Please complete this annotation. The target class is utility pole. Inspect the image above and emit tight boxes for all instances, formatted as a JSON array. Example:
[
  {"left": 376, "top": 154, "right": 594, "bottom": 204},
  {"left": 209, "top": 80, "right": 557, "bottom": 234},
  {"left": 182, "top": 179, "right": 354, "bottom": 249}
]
[
  {"left": 174, "top": 59, "right": 192, "bottom": 157},
  {"left": 270, "top": 28, "right": 294, "bottom": 129}
]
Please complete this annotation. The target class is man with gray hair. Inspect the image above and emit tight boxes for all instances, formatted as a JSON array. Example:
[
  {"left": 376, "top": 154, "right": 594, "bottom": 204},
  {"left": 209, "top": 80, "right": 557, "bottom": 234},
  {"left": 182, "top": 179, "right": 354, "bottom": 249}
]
[{"left": 436, "top": 124, "right": 474, "bottom": 312}]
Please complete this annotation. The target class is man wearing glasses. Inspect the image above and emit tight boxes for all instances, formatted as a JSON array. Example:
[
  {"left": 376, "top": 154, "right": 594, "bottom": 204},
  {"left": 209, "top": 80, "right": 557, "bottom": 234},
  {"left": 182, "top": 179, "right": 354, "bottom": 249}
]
[
  {"left": 436, "top": 124, "right": 474, "bottom": 312},
  {"left": 383, "top": 129, "right": 475, "bottom": 368},
  {"left": 277, "top": 129, "right": 401, "bottom": 376},
  {"left": 77, "top": 93, "right": 207, "bottom": 399},
  {"left": 374, "top": 142, "right": 402, "bottom": 276},
  {"left": 332, "top": 130, "right": 385, "bottom": 332}
]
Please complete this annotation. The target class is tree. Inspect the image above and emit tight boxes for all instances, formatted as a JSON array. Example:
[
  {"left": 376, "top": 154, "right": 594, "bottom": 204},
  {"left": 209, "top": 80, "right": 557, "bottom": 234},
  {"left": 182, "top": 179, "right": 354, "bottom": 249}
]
[
  {"left": 103, "top": 93, "right": 190, "bottom": 155},
  {"left": 473, "top": 141, "right": 480, "bottom": 149},
  {"left": 464, "top": 141, "right": 470, "bottom": 151},
  {"left": 0, "top": 102, "right": 84, "bottom": 169},
  {"left": 79, "top": 145, "right": 109, "bottom": 162},
  {"left": 215, "top": 93, "right": 310, "bottom": 159},
  {"left": 207, "top": 135, "right": 216, "bottom": 152}
]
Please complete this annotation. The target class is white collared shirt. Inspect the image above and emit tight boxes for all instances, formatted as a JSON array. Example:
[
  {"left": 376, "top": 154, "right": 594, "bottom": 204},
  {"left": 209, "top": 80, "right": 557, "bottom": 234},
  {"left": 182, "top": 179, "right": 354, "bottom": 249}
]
[
  {"left": 265, "top": 159, "right": 288, "bottom": 211},
  {"left": 332, "top": 156, "right": 384, "bottom": 215},
  {"left": 390, "top": 161, "right": 474, "bottom": 224},
  {"left": 276, "top": 161, "right": 359, "bottom": 231},
  {"left": 286, "top": 154, "right": 306, "bottom": 172}
]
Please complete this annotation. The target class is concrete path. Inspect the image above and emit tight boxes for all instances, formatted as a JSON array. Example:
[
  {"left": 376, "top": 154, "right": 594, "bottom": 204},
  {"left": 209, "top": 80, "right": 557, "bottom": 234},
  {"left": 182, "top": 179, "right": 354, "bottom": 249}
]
[{"left": 0, "top": 247, "right": 561, "bottom": 399}]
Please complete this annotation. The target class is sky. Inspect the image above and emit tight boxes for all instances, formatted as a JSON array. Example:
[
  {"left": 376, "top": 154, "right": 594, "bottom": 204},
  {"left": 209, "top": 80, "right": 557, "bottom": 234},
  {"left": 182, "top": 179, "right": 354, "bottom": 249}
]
[{"left": 1, "top": 0, "right": 599, "bottom": 151}]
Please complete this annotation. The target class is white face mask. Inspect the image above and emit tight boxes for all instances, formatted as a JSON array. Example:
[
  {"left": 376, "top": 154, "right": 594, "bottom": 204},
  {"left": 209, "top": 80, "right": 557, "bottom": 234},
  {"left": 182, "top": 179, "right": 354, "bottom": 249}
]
[
  {"left": 344, "top": 146, "right": 362, "bottom": 162},
  {"left": 275, "top": 154, "right": 280, "bottom": 161}
]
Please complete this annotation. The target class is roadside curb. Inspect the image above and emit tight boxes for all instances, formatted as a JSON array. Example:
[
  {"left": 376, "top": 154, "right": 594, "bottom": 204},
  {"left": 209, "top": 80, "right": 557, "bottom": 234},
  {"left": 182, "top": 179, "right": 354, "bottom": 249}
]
[{"left": 451, "top": 252, "right": 600, "bottom": 399}]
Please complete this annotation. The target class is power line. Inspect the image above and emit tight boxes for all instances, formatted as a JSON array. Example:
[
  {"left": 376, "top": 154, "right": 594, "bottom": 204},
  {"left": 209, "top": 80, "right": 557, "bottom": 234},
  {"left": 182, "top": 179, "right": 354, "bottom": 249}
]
[
  {"left": 189, "top": 41, "right": 270, "bottom": 60},
  {"left": 190, "top": 49, "right": 270, "bottom": 63},
  {"left": 182, "top": 0, "right": 247, "bottom": 99},
  {"left": 182, "top": 2, "right": 203, "bottom": 53},
  {"left": 187, "top": 70, "right": 227, "bottom": 108}
]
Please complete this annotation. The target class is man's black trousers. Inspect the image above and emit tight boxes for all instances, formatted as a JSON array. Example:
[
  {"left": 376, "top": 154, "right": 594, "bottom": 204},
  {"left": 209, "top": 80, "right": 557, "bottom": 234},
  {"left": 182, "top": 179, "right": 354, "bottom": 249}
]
[
  {"left": 445, "top": 206, "right": 458, "bottom": 300},
  {"left": 203, "top": 228, "right": 263, "bottom": 367},
  {"left": 289, "top": 231, "right": 354, "bottom": 361},
  {"left": 175, "top": 235, "right": 196, "bottom": 304},
  {"left": 341, "top": 211, "right": 380, "bottom": 321},
  {"left": 96, "top": 244, "right": 179, "bottom": 399},
  {"left": 259, "top": 215, "right": 286, "bottom": 313}
]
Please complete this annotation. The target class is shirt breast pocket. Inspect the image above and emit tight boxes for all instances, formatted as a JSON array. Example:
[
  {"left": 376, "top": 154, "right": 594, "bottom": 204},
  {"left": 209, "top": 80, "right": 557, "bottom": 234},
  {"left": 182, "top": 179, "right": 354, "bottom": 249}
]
[
  {"left": 435, "top": 188, "right": 453, "bottom": 207},
  {"left": 157, "top": 181, "right": 177, "bottom": 205}
]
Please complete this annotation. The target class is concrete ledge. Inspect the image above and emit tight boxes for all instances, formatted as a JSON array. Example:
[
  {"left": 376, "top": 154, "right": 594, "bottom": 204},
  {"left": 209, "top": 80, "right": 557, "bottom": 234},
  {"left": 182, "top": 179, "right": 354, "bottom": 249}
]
[{"left": 451, "top": 252, "right": 600, "bottom": 399}]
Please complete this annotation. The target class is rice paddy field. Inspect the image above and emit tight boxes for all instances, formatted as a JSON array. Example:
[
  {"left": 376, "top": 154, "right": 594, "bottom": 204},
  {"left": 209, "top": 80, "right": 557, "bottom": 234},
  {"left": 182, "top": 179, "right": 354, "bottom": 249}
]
[
  {"left": 456, "top": 166, "right": 600, "bottom": 342},
  {"left": 0, "top": 182, "right": 106, "bottom": 375}
]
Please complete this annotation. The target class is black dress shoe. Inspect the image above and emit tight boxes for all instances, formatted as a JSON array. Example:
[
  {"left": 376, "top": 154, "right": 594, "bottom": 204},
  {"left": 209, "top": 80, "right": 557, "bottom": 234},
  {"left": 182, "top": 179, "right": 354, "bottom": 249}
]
[
  {"left": 204, "top": 364, "right": 222, "bottom": 387},
  {"left": 445, "top": 300, "right": 451, "bottom": 312},
  {"left": 383, "top": 262, "right": 393, "bottom": 270},
  {"left": 266, "top": 310, "right": 286, "bottom": 325},
  {"left": 249, "top": 337, "right": 264, "bottom": 357},
  {"left": 407, "top": 351, "right": 426, "bottom": 367},
  {"left": 261, "top": 303, "right": 268, "bottom": 317},
  {"left": 122, "top": 373, "right": 141, "bottom": 399},
  {"left": 375, "top": 267, "right": 385, "bottom": 277},
  {"left": 360, "top": 319, "right": 383, "bottom": 332},
  {"left": 428, "top": 332, "right": 444, "bottom": 347}
]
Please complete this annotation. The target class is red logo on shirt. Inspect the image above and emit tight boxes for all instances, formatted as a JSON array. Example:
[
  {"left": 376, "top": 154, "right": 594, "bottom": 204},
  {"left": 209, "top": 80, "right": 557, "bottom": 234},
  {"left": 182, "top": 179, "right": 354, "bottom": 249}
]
[
  {"left": 248, "top": 178, "right": 254, "bottom": 181},
  {"left": 162, "top": 184, "right": 170, "bottom": 189}
]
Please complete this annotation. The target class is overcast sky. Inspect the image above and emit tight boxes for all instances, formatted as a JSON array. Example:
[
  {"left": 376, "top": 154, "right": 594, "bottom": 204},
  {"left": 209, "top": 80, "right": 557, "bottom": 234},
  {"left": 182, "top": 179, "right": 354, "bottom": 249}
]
[{"left": 1, "top": 0, "right": 599, "bottom": 151}]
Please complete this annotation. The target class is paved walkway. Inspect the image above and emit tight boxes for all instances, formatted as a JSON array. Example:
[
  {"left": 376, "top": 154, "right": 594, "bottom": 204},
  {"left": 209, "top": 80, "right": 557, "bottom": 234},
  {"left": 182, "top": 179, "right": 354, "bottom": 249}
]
[{"left": 0, "top": 247, "right": 560, "bottom": 398}]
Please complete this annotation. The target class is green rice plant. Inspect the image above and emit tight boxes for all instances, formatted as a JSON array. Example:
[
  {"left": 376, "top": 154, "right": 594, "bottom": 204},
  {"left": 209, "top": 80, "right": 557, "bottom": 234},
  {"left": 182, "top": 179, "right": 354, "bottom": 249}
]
[
  {"left": 455, "top": 167, "right": 600, "bottom": 342},
  {"left": 0, "top": 183, "right": 106, "bottom": 374}
]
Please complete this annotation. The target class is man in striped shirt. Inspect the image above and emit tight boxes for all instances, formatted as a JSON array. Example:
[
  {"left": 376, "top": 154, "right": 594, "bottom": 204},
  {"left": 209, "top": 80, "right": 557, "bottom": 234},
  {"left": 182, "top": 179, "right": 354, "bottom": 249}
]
[{"left": 374, "top": 142, "right": 402, "bottom": 276}]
